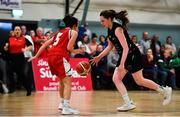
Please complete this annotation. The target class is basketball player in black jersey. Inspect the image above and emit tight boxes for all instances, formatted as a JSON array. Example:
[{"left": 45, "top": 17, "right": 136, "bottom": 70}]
[{"left": 91, "top": 10, "right": 172, "bottom": 111}]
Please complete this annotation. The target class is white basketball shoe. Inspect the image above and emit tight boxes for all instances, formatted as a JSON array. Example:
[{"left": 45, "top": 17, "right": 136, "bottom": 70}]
[
  {"left": 62, "top": 106, "right": 80, "bottom": 115},
  {"left": 162, "top": 86, "right": 172, "bottom": 106},
  {"left": 58, "top": 102, "right": 64, "bottom": 110},
  {"left": 117, "top": 100, "right": 136, "bottom": 111}
]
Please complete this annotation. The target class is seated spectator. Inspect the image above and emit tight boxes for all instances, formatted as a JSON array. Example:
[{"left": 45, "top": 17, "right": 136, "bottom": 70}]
[
  {"left": 174, "top": 47, "right": 180, "bottom": 88},
  {"left": 150, "top": 34, "right": 162, "bottom": 60},
  {"left": 107, "top": 47, "right": 119, "bottom": 73},
  {"left": 89, "top": 33, "right": 99, "bottom": 56},
  {"left": 99, "top": 35, "right": 108, "bottom": 49},
  {"left": 157, "top": 49, "right": 177, "bottom": 89},
  {"left": 131, "top": 35, "right": 143, "bottom": 54},
  {"left": 142, "top": 48, "right": 158, "bottom": 83},
  {"left": 91, "top": 45, "right": 107, "bottom": 89},
  {"left": 74, "top": 45, "right": 91, "bottom": 59},
  {"left": 164, "top": 36, "right": 176, "bottom": 54},
  {"left": 77, "top": 34, "right": 91, "bottom": 54},
  {"left": 139, "top": 32, "right": 151, "bottom": 55}
]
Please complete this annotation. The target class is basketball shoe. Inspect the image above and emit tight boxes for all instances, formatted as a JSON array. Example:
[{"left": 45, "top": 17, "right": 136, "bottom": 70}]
[
  {"left": 162, "top": 86, "right": 172, "bottom": 106},
  {"left": 117, "top": 100, "right": 136, "bottom": 111},
  {"left": 62, "top": 105, "right": 80, "bottom": 115},
  {"left": 58, "top": 102, "right": 64, "bottom": 110}
]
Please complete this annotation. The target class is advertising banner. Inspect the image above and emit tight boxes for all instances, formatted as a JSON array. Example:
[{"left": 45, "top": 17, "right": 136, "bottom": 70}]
[
  {"left": 32, "top": 58, "right": 92, "bottom": 91},
  {"left": 0, "top": 0, "right": 22, "bottom": 10}
]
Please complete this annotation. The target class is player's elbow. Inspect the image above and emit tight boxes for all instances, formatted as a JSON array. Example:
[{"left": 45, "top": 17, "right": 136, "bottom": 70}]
[
  {"left": 67, "top": 46, "right": 73, "bottom": 52},
  {"left": 122, "top": 45, "right": 129, "bottom": 51}
]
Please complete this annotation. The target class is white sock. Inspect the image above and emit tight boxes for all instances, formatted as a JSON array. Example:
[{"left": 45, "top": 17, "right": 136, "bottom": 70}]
[
  {"left": 64, "top": 99, "right": 70, "bottom": 107},
  {"left": 156, "top": 86, "right": 165, "bottom": 94},
  {"left": 122, "top": 93, "right": 131, "bottom": 104}
]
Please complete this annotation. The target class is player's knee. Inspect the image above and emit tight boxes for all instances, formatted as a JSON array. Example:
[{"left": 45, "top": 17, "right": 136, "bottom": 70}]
[
  {"left": 135, "top": 79, "right": 143, "bottom": 86},
  {"left": 112, "top": 76, "right": 122, "bottom": 83}
]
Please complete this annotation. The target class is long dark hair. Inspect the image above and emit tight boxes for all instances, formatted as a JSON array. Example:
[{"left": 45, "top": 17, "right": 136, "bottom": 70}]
[
  {"left": 100, "top": 10, "right": 129, "bottom": 29},
  {"left": 63, "top": 15, "right": 78, "bottom": 28}
]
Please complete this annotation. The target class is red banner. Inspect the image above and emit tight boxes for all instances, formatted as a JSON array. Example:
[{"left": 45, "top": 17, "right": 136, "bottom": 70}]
[{"left": 32, "top": 58, "right": 92, "bottom": 91}]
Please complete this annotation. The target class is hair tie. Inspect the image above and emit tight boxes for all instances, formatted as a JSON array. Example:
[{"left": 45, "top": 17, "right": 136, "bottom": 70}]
[
  {"left": 115, "top": 18, "right": 122, "bottom": 25},
  {"left": 59, "top": 20, "right": 66, "bottom": 28}
]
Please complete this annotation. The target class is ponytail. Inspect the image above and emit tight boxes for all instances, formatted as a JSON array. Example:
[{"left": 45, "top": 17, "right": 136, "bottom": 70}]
[
  {"left": 114, "top": 10, "right": 129, "bottom": 29},
  {"left": 100, "top": 10, "right": 129, "bottom": 29}
]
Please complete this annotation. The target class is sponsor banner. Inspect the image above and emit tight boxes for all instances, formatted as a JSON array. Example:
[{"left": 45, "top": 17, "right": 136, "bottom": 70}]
[
  {"left": 32, "top": 58, "right": 92, "bottom": 91},
  {"left": 0, "top": 0, "right": 22, "bottom": 10}
]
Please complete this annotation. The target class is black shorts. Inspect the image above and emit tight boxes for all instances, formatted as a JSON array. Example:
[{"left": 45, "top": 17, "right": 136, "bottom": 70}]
[{"left": 116, "top": 49, "right": 143, "bottom": 73}]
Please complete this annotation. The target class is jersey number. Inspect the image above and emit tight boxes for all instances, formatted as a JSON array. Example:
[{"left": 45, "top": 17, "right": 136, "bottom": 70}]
[{"left": 53, "top": 32, "right": 63, "bottom": 46}]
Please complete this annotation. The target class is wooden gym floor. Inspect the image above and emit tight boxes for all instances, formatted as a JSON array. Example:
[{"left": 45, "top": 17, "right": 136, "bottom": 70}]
[{"left": 0, "top": 90, "right": 180, "bottom": 116}]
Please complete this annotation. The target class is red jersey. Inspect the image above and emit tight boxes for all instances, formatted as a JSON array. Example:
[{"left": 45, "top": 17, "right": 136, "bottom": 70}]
[
  {"left": 9, "top": 36, "right": 26, "bottom": 54},
  {"left": 34, "top": 35, "right": 47, "bottom": 58},
  {"left": 48, "top": 28, "right": 71, "bottom": 60}
]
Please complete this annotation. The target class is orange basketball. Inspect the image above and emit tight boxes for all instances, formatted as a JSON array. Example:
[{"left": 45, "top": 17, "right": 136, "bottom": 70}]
[{"left": 75, "top": 61, "right": 91, "bottom": 76}]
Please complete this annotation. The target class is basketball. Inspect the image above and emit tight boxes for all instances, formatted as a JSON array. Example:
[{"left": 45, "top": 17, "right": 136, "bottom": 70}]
[{"left": 75, "top": 61, "right": 91, "bottom": 76}]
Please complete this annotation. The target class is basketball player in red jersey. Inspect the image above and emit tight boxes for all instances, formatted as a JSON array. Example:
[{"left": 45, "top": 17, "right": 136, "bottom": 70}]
[{"left": 28, "top": 15, "right": 83, "bottom": 115}]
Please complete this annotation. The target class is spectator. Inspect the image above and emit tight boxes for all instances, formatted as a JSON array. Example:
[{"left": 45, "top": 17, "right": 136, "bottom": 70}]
[
  {"left": 0, "top": 45, "right": 8, "bottom": 94},
  {"left": 131, "top": 35, "right": 143, "bottom": 54},
  {"left": 21, "top": 26, "right": 35, "bottom": 91},
  {"left": 45, "top": 30, "right": 53, "bottom": 39},
  {"left": 21, "top": 25, "right": 28, "bottom": 35},
  {"left": 174, "top": 47, "right": 180, "bottom": 88},
  {"left": 107, "top": 47, "right": 119, "bottom": 73},
  {"left": 4, "top": 26, "right": 33, "bottom": 96},
  {"left": 77, "top": 25, "right": 86, "bottom": 44},
  {"left": 9, "top": 30, "right": 15, "bottom": 37},
  {"left": 84, "top": 22, "right": 92, "bottom": 39},
  {"left": 142, "top": 48, "right": 158, "bottom": 83},
  {"left": 164, "top": 36, "right": 176, "bottom": 54},
  {"left": 91, "top": 44, "right": 107, "bottom": 89},
  {"left": 157, "top": 49, "right": 177, "bottom": 89},
  {"left": 21, "top": 25, "right": 34, "bottom": 57},
  {"left": 30, "top": 30, "right": 36, "bottom": 41},
  {"left": 139, "top": 32, "right": 151, "bottom": 55},
  {"left": 150, "top": 34, "right": 162, "bottom": 60},
  {"left": 34, "top": 27, "right": 48, "bottom": 58},
  {"left": 89, "top": 33, "right": 99, "bottom": 56},
  {"left": 99, "top": 35, "right": 108, "bottom": 49},
  {"left": 74, "top": 45, "right": 91, "bottom": 59},
  {"left": 77, "top": 34, "right": 91, "bottom": 54}
]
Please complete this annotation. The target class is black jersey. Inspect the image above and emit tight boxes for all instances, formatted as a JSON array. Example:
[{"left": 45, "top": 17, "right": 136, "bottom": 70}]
[{"left": 108, "top": 22, "right": 143, "bottom": 73}]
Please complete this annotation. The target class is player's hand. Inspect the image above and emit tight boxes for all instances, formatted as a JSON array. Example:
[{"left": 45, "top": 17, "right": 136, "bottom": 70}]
[
  {"left": 76, "top": 49, "right": 84, "bottom": 54},
  {"left": 90, "top": 56, "right": 101, "bottom": 66},
  {"left": 4, "top": 43, "right": 9, "bottom": 51},
  {"left": 28, "top": 56, "right": 36, "bottom": 62}
]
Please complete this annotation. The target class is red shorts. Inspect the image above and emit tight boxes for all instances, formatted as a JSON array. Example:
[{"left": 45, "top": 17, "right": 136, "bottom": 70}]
[{"left": 48, "top": 55, "right": 72, "bottom": 79}]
